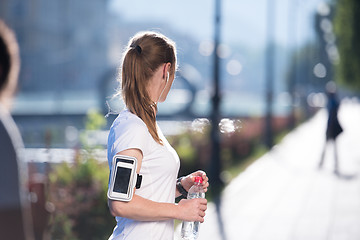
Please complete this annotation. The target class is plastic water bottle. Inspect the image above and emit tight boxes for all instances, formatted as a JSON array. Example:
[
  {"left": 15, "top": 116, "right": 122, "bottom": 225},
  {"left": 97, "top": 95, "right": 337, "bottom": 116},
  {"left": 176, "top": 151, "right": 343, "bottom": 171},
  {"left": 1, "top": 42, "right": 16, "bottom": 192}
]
[{"left": 181, "top": 176, "right": 205, "bottom": 240}]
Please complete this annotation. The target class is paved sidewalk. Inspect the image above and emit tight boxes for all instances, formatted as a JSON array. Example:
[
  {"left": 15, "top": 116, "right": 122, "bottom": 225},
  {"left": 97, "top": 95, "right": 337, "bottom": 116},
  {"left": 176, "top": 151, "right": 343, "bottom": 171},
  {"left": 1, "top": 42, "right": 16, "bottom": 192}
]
[{"left": 176, "top": 99, "right": 360, "bottom": 240}]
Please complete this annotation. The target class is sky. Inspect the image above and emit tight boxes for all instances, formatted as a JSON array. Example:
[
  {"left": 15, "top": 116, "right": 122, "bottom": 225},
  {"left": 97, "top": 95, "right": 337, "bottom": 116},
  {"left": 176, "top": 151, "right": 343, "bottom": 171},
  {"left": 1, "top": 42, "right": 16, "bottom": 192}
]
[{"left": 108, "top": 0, "right": 330, "bottom": 48}]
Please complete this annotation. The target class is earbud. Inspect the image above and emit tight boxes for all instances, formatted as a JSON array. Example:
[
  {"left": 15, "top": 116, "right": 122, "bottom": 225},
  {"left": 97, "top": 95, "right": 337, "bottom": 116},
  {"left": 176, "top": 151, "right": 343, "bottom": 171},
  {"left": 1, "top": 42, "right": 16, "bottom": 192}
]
[{"left": 166, "top": 72, "right": 169, "bottom": 83}]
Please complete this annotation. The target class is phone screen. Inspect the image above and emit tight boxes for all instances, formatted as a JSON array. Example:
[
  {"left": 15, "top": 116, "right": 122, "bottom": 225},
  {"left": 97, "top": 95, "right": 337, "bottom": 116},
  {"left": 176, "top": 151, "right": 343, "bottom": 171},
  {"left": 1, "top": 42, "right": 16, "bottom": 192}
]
[{"left": 113, "top": 166, "right": 132, "bottom": 194}]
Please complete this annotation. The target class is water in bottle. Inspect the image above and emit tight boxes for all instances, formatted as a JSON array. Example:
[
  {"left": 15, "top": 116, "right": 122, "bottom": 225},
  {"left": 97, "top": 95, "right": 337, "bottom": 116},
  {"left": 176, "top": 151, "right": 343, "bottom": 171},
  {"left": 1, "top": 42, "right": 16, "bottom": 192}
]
[{"left": 181, "top": 176, "right": 205, "bottom": 240}]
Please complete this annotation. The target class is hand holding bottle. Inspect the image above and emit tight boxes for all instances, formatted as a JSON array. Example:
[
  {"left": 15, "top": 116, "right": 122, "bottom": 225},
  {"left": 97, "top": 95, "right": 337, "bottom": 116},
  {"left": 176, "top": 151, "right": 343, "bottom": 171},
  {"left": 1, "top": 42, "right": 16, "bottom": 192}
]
[
  {"left": 177, "top": 197, "right": 207, "bottom": 222},
  {"left": 181, "top": 170, "right": 209, "bottom": 193},
  {"left": 181, "top": 176, "right": 206, "bottom": 240}
]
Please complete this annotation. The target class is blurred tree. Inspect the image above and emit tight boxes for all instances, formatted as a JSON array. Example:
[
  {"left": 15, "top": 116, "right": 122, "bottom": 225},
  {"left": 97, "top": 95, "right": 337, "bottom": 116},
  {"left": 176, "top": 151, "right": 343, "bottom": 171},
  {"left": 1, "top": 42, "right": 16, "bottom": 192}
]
[
  {"left": 285, "top": 42, "right": 321, "bottom": 122},
  {"left": 49, "top": 155, "right": 114, "bottom": 240},
  {"left": 49, "top": 109, "right": 113, "bottom": 240},
  {"left": 334, "top": 0, "right": 360, "bottom": 92},
  {"left": 287, "top": 43, "right": 325, "bottom": 90},
  {"left": 84, "top": 109, "right": 106, "bottom": 131}
]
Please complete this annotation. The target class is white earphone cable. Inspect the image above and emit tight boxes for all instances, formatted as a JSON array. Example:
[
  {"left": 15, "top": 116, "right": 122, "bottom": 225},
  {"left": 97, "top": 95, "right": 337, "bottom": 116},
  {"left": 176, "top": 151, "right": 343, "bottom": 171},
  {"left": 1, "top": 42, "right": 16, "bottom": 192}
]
[{"left": 150, "top": 72, "right": 169, "bottom": 108}]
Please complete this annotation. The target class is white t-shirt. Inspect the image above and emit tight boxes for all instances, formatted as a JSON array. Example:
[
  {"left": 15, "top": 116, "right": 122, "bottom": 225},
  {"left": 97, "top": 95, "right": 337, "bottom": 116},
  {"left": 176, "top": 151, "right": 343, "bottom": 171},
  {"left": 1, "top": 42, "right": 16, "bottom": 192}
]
[{"left": 107, "top": 109, "right": 180, "bottom": 240}]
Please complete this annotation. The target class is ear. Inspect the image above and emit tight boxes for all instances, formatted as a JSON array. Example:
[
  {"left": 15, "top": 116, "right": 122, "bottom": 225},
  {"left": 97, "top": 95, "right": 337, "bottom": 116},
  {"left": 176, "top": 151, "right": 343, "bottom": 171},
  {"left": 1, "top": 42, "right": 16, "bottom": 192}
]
[{"left": 162, "top": 62, "right": 172, "bottom": 79}]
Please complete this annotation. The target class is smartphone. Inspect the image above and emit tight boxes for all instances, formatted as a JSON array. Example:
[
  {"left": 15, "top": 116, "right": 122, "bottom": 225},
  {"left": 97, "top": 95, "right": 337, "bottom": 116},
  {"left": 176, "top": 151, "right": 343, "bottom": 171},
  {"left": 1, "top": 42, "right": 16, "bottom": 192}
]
[{"left": 108, "top": 155, "right": 138, "bottom": 202}]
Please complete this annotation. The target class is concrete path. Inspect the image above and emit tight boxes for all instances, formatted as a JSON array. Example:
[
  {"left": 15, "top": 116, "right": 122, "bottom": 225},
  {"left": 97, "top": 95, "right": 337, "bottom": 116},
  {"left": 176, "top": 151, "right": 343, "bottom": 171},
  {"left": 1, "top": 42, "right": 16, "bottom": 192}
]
[{"left": 176, "top": 99, "right": 360, "bottom": 240}]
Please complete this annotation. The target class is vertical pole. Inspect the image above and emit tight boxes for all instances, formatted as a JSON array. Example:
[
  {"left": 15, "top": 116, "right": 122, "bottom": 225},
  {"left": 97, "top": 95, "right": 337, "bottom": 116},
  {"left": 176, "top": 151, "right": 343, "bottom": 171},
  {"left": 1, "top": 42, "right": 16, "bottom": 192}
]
[
  {"left": 210, "top": 3, "right": 227, "bottom": 239},
  {"left": 210, "top": 0, "right": 222, "bottom": 195},
  {"left": 265, "top": 0, "right": 276, "bottom": 149},
  {"left": 287, "top": 0, "right": 296, "bottom": 129}
]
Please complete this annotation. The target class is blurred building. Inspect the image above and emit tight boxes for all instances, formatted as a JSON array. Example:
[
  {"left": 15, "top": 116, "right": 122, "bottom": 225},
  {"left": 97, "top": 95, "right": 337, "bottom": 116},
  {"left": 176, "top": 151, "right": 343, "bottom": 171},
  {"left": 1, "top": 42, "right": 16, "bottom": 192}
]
[
  {"left": 0, "top": 0, "right": 112, "bottom": 147},
  {"left": 0, "top": 0, "right": 109, "bottom": 92},
  {"left": 0, "top": 0, "right": 301, "bottom": 149}
]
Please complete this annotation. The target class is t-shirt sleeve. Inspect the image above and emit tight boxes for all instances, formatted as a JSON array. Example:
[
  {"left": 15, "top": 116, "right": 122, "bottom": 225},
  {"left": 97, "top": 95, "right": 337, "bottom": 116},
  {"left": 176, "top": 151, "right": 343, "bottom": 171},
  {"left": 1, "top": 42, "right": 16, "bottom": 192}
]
[{"left": 108, "top": 119, "right": 150, "bottom": 163}]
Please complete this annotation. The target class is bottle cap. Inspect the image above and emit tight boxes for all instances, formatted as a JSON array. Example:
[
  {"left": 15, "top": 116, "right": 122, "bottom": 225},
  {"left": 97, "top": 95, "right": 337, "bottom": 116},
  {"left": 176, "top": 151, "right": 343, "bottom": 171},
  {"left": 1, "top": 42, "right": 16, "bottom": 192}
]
[{"left": 194, "top": 176, "right": 203, "bottom": 183}]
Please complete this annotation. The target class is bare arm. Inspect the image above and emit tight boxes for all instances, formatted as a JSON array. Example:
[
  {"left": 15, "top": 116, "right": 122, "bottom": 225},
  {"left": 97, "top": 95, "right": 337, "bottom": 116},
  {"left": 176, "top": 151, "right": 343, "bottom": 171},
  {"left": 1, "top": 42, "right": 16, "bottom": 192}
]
[
  {"left": 108, "top": 149, "right": 207, "bottom": 222},
  {"left": 108, "top": 194, "right": 206, "bottom": 222}
]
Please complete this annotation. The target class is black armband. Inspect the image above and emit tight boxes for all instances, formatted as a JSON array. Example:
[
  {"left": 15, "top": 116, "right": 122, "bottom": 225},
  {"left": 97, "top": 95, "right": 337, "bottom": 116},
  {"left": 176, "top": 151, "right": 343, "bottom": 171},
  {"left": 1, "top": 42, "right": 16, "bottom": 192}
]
[
  {"left": 136, "top": 174, "right": 142, "bottom": 189},
  {"left": 176, "top": 177, "right": 188, "bottom": 198}
]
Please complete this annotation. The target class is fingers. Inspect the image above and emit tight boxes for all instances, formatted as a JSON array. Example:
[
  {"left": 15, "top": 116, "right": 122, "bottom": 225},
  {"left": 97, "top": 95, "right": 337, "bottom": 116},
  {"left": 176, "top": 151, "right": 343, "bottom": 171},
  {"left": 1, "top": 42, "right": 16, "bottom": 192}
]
[
  {"left": 198, "top": 172, "right": 209, "bottom": 192},
  {"left": 198, "top": 213, "right": 205, "bottom": 223},
  {"left": 191, "top": 170, "right": 209, "bottom": 183},
  {"left": 193, "top": 170, "right": 206, "bottom": 179},
  {"left": 198, "top": 198, "right": 207, "bottom": 205},
  {"left": 202, "top": 181, "right": 209, "bottom": 192},
  {"left": 197, "top": 210, "right": 205, "bottom": 222},
  {"left": 196, "top": 198, "right": 207, "bottom": 222},
  {"left": 199, "top": 202, "right": 207, "bottom": 211},
  {"left": 193, "top": 198, "right": 207, "bottom": 222},
  {"left": 178, "top": 198, "right": 207, "bottom": 222}
]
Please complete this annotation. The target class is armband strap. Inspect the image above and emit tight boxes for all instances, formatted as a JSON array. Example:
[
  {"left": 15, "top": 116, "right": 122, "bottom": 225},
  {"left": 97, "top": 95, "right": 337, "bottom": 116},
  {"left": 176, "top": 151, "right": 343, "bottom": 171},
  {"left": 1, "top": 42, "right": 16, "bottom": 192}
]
[
  {"left": 136, "top": 174, "right": 142, "bottom": 189},
  {"left": 176, "top": 177, "right": 188, "bottom": 198}
]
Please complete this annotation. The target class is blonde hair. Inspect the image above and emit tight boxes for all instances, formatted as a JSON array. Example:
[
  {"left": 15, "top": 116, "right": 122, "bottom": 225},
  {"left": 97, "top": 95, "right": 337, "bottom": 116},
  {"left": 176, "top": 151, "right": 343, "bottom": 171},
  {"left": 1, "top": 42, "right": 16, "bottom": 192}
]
[{"left": 120, "top": 31, "right": 176, "bottom": 144}]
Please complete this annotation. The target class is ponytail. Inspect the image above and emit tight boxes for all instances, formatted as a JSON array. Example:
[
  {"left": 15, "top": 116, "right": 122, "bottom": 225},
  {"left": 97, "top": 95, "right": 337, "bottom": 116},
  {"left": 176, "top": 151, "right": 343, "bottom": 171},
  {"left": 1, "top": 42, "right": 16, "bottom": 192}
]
[{"left": 120, "top": 31, "right": 176, "bottom": 145}]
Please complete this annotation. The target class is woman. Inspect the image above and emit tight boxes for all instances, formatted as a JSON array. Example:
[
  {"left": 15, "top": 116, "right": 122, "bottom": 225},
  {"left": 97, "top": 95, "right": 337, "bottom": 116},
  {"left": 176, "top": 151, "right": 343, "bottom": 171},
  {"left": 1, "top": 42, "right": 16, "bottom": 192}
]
[
  {"left": 107, "top": 31, "right": 209, "bottom": 239},
  {"left": 318, "top": 81, "right": 343, "bottom": 175}
]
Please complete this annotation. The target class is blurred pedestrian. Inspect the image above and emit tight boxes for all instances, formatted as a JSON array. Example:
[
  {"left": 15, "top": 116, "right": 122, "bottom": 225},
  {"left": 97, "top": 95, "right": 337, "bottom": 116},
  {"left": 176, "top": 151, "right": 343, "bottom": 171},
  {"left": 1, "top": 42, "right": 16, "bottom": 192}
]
[
  {"left": 318, "top": 81, "right": 343, "bottom": 175},
  {"left": 106, "top": 31, "right": 209, "bottom": 240},
  {"left": 0, "top": 20, "right": 35, "bottom": 239},
  {"left": 0, "top": 20, "right": 52, "bottom": 240}
]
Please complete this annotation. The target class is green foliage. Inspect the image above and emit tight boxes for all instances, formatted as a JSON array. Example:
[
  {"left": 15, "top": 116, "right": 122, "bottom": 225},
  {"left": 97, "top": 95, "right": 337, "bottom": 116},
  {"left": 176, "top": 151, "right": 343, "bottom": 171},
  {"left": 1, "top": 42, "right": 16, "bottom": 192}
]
[
  {"left": 85, "top": 109, "right": 107, "bottom": 131},
  {"left": 50, "top": 213, "right": 77, "bottom": 240},
  {"left": 80, "top": 109, "right": 107, "bottom": 150},
  {"left": 48, "top": 109, "right": 114, "bottom": 240},
  {"left": 334, "top": 0, "right": 360, "bottom": 92},
  {"left": 49, "top": 156, "right": 114, "bottom": 240},
  {"left": 169, "top": 117, "right": 289, "bottom": 198},
  {"left": 168, "top": 119, "right": 263, "bottom": 178},
  {"left": 168, "top": 127, "right": 211, "bottom": 177}
]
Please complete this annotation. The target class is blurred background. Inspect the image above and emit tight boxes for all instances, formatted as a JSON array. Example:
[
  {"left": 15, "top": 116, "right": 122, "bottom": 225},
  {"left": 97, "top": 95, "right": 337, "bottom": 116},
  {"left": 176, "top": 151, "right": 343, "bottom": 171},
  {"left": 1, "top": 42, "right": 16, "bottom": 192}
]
[{"left": 1, "top": 0, "right": 359, "bottom": 239}]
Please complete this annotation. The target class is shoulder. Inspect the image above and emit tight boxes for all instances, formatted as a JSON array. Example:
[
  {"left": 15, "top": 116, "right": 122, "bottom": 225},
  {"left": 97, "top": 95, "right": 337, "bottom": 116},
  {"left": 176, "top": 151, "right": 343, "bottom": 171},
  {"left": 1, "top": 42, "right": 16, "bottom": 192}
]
[
  {"left": 0, "top": 105, "right": 23, "bottom": 151},
  {"left": 107, "top": 110, "right": 153, "bottom": 162},
  {"left": 107, "top": 110, "right": 151, "bottom": 145},
  {"left": 110, "top": 110, "right": 149, "bottom": 135},
  {"left": 0, "top": 113, "right": 15, "bottom": 155}
]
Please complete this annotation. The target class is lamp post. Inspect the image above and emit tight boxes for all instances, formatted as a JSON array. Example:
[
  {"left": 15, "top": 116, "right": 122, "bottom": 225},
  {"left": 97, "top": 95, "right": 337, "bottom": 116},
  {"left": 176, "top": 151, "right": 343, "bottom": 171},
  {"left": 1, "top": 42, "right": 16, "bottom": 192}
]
[
  {"left": 265, "top": 0, "right": 276, "bottom": 148},
  {"left": 209, "top": 0, "right": 223, "bottom": 195},
  {"left": 209, "top": 2, "right": 227, "bottom": 238},
  {"left": 287, "top": 0, "right": 297, "bottom": 130}
]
